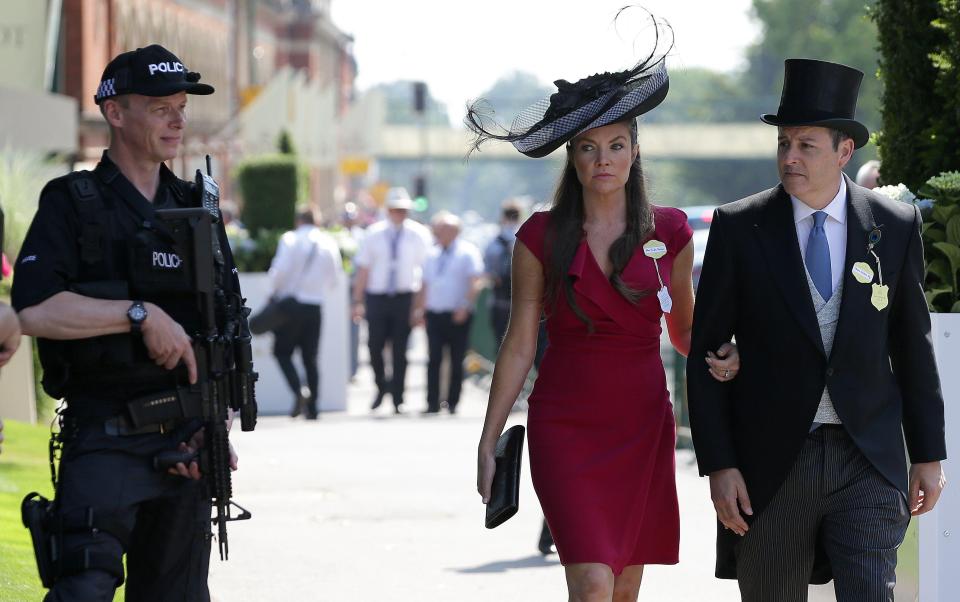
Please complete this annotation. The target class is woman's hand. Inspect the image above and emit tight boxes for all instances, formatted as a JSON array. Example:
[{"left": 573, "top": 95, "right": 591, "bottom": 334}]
[
  {"left": 477, "top": 444, "right": 497, "bottom": 504},
  {"left": 706, "top": 342, "right": 740, "bottom": 382}
]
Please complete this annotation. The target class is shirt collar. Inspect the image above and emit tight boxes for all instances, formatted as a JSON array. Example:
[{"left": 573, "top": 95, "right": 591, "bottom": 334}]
[
  {"left": 791, "top": 176, "right": 847, "bottom": 225},
  {"left": 95, "top": 150, "right": 179, "bottom": 204}
]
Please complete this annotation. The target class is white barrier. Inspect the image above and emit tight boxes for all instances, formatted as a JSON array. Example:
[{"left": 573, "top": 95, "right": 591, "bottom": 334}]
[
  {"left": 920, "top": 313, "right": 960, "bottom": 601},
  {"left": 239, "top": 272, "right": 349, "bottom": 415}
]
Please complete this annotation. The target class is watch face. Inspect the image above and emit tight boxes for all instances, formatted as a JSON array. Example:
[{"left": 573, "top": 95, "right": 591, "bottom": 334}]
[{"left": 129, "top": 305, "right": 147, "bottom": 322}]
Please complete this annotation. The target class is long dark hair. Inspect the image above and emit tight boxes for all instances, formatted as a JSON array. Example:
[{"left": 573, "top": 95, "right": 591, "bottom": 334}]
[{"left": 544, "top": 118, "right": 654, "bottom": 331}]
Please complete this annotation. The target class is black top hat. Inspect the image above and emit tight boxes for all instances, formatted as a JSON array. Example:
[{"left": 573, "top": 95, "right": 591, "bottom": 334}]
[
  {"left": 466, "top": 10, "right": 672, "bottom": 158},
  {"left": 761, "top": 59, "right": 869, "bottom": 148},
  {"left": 94, "top": 44, "right": 214, "bottom": 105}
]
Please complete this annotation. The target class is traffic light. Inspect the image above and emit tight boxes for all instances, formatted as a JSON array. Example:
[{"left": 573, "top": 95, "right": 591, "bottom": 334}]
[
  {"left": 413, "top": 175, "right": 428, "bottom": 212},
  {"left": 413, "top": 81, "right": 427, "bottom": 113}
]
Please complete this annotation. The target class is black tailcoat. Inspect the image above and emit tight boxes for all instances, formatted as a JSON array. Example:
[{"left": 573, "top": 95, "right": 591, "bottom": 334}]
[{"left": 688, "top": 175, "right": 946, "bottom": 581}]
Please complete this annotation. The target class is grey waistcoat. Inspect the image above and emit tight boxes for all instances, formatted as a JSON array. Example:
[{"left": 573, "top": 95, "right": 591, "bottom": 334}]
[{"left": 805, "top": 270, "right": 843, "bottom": 424}]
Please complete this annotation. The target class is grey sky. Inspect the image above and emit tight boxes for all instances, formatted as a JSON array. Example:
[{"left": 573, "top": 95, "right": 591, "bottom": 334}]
[{"left": 331, "top": 0, "right": 760, "bottom": 122}]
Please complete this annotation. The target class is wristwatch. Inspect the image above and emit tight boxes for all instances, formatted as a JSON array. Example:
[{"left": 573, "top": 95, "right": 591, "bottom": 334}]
[{"left": 127, "top": 301, "right": 148, "bottom": 334}]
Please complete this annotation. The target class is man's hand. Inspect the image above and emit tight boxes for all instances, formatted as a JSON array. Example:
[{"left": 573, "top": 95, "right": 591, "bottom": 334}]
[
  {"left": 908, "top": 461, "right": 945, "bottom": 516},
  {"left": 410, "top": 307, "right": 425, "bottom": 328},
  {"left": 351, "top": 301, "right": 365, "bottom": 323},
  {"left": 709, "top": 467, "right": 753, "bottom": 536},
  {"left": 140, "top": 303, "right": 197, "bottom": 384},
  {"left": 706, "top": 342, "right": 739, "bottom": 382},
  {"left": 168, "top": 425, "right": 239, "bottom": 480},
  {"left": 0, "top": 303, "right": 22, "bottom": 369},
  {"left": 453, "top": 308, "right": 471, "bottom": 325}
]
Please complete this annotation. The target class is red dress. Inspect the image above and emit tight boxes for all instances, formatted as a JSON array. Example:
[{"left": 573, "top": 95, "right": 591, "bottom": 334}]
[{"left": 516, "top": 206, "right": 692, "bottom": 575}]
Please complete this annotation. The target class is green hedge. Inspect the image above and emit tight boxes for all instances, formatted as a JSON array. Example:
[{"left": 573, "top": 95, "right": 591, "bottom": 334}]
[
  {"left": 926, "top": 1, "right": 960, "bottom": 180},
  {"left": 874, "top": 0, "right": 960, "bottom": 191},
  {"left": 235, "top": 155, "right": 299, "bottom": 236}
]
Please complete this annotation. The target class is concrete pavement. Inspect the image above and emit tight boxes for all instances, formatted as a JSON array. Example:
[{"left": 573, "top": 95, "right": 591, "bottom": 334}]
[{"left": 209, "top": 329, "right": 835, "bottom": 601}]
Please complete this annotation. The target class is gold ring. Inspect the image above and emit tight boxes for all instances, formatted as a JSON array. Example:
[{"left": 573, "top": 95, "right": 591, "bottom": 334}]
[{"left": 723, "top": 369, "right": 730, "bottom": 378}]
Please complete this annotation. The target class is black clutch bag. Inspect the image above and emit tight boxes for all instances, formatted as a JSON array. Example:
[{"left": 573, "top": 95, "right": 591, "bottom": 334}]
[{"left": 485, "top": 425, "right": 526, "bottom": 529}]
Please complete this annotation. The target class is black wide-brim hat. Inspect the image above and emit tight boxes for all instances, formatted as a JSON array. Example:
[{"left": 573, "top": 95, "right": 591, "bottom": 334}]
[
  {"left": 761, "top": 58, "right": 869, "bottom": 148},
  {"left": 466, "top": 10, "right": 671, "bottom": 158},
  {"left": 94, "top": 44, "right": 214, "bottom": 105}
]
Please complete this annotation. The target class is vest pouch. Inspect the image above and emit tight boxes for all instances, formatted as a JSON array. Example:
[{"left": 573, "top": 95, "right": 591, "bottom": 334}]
[{"left": 129, "top": 228, "right": 194, "bottom": 297}]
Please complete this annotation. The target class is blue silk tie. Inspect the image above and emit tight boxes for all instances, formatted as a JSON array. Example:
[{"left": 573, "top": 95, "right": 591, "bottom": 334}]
[{"left": 806, "top": 211, "right": 832, "bottom": 301}]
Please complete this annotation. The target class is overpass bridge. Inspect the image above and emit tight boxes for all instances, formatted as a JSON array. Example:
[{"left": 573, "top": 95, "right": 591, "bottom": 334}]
[{"left": 375, "top": 123, "right": 775, "bottom": 161}]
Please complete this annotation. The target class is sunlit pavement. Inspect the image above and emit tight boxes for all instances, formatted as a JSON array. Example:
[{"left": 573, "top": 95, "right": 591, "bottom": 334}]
[{"left": 209, "top": 329, "right": 837, "bottom": 601}]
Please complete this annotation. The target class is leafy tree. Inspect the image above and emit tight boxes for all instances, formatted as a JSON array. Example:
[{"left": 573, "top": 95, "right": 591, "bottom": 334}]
[
  {"left": 874, "top": 0, "right": 959, "bottom": 191},
  {"left": 926, "top": 1, "right": 960, "bottom": 180},
  {"left": 645, "top": 68, "right": 756, "bottom": 123},
  {"left": 743, "top": 0, "right": 881, "bottom": 132},
  {"left": 471, "top": 71, "right": 552, "bottom": 129}
]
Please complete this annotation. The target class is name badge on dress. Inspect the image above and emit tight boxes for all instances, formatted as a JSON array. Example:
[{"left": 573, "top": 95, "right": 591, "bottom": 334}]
[{"left": 643, "top": 240, "right": 672, "bottom": 313}]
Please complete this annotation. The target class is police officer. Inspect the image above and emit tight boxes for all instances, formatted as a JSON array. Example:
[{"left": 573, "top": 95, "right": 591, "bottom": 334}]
[{"left": 12, "top": 44, "right": 240, "bottom": 601}]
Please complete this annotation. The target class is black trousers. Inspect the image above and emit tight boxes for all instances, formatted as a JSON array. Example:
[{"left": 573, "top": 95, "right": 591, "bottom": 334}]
[
  {"left": 425, "top": 311, "right": 472, "bottom": 411},
  {"left": 46, "top": 418, "right": 211, "bottom": 602},
  {"left": 735, "top": 425, "right": 910, "bottom": 602},
  {"left": 365, "top": 292, "right": 413, "bottom": 407},
  {"left": 272, "top": 301, "right": 322, "bottom": 412}
]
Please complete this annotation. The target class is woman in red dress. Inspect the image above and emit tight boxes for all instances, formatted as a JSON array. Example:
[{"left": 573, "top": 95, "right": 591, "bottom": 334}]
[{"left": 470, "top": 24, "right": 739, "bottom": 601}]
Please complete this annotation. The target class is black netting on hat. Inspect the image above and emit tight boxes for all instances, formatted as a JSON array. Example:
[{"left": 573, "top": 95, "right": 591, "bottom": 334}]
[{"left": 465, "top": 8, "right": 674, "bottom": 158}]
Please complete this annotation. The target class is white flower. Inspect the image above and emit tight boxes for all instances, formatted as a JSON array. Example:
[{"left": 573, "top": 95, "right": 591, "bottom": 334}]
[{"left": 874, "top": 183, "right": 917, "bottom": 204}]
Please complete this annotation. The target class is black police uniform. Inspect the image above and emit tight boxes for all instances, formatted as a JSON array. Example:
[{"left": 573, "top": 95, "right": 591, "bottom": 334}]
[{"left": 11, "top": 151, "right": 241, "bottom": 601}]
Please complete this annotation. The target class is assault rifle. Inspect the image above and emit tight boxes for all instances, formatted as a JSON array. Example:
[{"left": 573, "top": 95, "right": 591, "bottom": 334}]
[{"left": 154, "top": 156, "right": 258, "bottom": 560}]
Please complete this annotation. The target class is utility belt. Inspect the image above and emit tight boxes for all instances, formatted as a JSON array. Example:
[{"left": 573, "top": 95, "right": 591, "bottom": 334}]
[{"left": 67, "top": 385, "right": 202, "bottom": 434}]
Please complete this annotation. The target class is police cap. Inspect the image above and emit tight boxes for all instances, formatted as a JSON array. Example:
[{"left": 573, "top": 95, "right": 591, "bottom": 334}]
[{"left": 94, "top": 44, "right": 214, "bottom": 105}]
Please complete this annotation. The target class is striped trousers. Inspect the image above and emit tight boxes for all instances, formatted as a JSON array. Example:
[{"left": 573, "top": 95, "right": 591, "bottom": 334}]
[{"left": 735, "top": 425, "right": 910, "bottom": 602}]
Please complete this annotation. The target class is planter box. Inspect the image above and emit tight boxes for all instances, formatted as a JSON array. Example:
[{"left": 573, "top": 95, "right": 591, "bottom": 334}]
[
  {"left": 239, "top": 272, "right": 349, "bottom": 414},
  {"left": 0, "top": 336, "right": 36, "bottom": 423},
  {"left": 919, "top": 313, "right": 960, "bottom": 600}
]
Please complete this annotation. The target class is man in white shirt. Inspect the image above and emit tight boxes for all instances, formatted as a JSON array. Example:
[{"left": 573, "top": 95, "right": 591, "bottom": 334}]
[
  {"left": 269, "top": 209, "right": 342, "bottom": 419},
  {"left": 351, "top": 188, "right": 432, "bottom": 413},
  {"left": 416, "top": 211, "right": 483, "bottom": 414}
]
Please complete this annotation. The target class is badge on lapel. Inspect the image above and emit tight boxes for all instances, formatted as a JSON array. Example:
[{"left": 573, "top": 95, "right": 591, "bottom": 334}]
[{"left": 854, "top": 226, "right": 888, "bottom": 311}]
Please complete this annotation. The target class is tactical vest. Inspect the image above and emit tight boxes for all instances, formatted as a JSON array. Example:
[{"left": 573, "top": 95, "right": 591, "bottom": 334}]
[{"left": 38, "top": 170, "right": 205, "bottom": 398}]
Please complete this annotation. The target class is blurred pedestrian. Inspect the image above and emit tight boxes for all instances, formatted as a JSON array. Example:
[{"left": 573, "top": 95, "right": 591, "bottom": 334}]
[
  {"left": 0, "top": 302, "right": 20, "bottom": 370},
  {"left": 855, "top": 159, "right": 881, "bottom": 189},
  {"left": 483, "top": 200, "right": 523, "bottom": 349},
  {"left": 0, "top": 202, "right": 21, "bottom": 371},
  {"left": 417, "top": 211, "right": 484, "bottom": 414},
  {"left": 468, "top": 22, "right": 739, "bottom": 600},
  {"left": 341, "top": 201, "right": 365, "bottom": 380},
  {"left": 269, "top": 208, "right": 342, "bottom": 419},
  {"left": 352, "top": 188, "right": 432, "bottom": 413}
]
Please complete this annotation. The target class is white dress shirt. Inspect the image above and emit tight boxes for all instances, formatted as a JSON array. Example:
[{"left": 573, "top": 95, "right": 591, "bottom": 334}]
[
  {"left": 268, "top": 225, "right": 342, "bottom": 305},
  {"left": 791, "top": 176, "right": 847, "bottom": 293},
  {"left": 422, "top": 238, "right": 485, "bottom": 312},
  {"left": 354, "top": 218, "right": 432, "bottom": 294}
]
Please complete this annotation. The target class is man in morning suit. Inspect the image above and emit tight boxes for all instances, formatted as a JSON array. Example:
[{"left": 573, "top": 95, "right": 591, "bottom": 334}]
[{"left": 688, "top": 59, "right": 947, "bottom": 601}]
